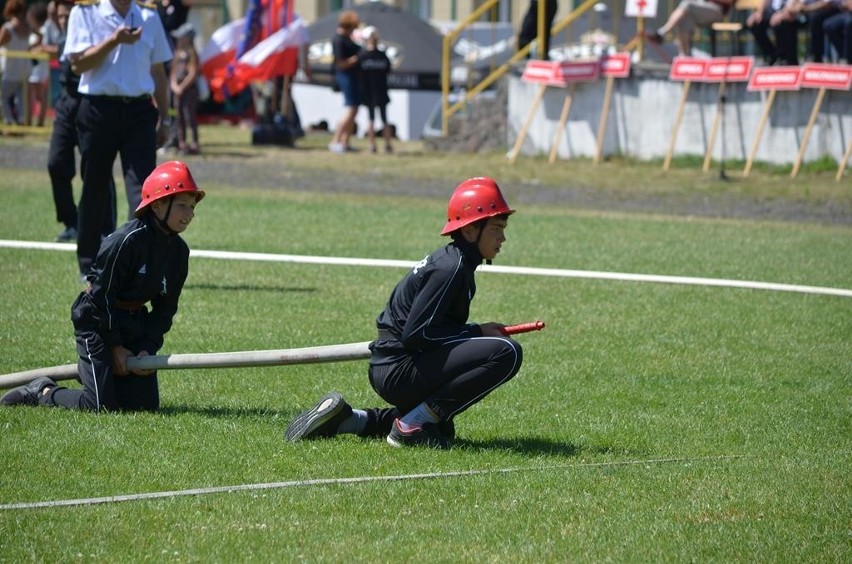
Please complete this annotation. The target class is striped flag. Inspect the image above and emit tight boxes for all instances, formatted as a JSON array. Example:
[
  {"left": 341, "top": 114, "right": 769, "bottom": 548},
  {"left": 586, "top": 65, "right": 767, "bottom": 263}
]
[{"left": 200, "top": 0, "right": 306, "bottom": 102}]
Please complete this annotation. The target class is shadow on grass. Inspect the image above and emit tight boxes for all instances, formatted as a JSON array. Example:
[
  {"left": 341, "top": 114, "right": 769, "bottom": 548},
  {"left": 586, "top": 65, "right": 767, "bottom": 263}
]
[
  {"left": 453, "top": 437, "right": 646, "bottom": 459},
  {"left": 454, "top": 436, "right": 580, "bottom": 457},
  {"left": 160, "top": 404, "right": 287, "bottom": 419},
  {"left": 184, "top": 283, "right": 316, "bottom": 293}
]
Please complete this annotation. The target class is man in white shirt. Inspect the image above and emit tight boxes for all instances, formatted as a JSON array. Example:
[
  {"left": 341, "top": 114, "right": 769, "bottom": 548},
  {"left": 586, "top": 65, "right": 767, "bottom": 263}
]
[{"left": 63, "top": 0, "right": 172, "bottom": 278}]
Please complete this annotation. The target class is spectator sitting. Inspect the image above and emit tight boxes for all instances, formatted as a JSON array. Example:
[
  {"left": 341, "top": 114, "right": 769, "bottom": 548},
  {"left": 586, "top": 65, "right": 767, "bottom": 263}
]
[
  {"left": 823, "top": 0, "right": 852, "bottom": 62},
  {"left": 747, "top": 0, "right": 800, "bottom": 64},
  {"left": 645, "top": 0, "right": 734, "bottom": 55},
  {"left": 788, "top": 0, "right": 842, "bottom": 62}
]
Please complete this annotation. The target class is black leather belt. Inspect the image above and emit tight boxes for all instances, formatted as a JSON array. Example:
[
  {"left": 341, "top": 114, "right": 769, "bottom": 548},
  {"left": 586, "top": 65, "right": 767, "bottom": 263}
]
[{"left": 83, "top": 94, "right": 151, "bottom": 103}]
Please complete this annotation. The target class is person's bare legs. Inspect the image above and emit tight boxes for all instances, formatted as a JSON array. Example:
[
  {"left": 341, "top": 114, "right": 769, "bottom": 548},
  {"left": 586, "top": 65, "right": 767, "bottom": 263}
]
[
  {"left": 367, "top": 119, "right": 377, "bottom": 152},
  {"left": 383, "top": 121, "right": 392, "bottom": 153},
  {"left": 332, "top": 106, "right": 358, "bottom": 149}
]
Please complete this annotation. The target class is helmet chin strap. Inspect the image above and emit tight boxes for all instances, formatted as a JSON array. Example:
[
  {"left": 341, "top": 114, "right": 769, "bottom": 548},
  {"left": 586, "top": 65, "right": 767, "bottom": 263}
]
[
  {"left": 473, "top": 220, "right": 492, "bottom": 265},
  {"left": 153, "top": 197, "right": 178, "bottom": 235}
]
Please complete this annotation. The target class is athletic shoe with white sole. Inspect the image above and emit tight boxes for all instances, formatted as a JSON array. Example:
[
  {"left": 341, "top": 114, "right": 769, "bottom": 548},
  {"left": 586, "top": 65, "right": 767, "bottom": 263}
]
[
  {"left": 284, "top": 391, "right": 352, "bottom": 442},
  {"left": 386, "top": 418, "right": 450, "bottom": 449},
  {"left": 1, "top": 377, "right": 57, "bottom": 406}
]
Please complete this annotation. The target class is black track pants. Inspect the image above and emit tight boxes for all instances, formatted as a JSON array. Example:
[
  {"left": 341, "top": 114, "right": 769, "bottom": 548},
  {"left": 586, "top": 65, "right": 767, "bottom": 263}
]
[
  {"left": 43, "top": 326, "right": 159, "bottom": 412},
  {"left": 364, "top": 336, "right": 523, "bottom": 436}
]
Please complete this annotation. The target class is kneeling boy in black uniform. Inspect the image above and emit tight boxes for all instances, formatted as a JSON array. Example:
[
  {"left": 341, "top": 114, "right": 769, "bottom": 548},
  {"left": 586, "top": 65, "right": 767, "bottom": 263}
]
[
  {"left": 285, "top": 177, "right": 523, "bottom": 448},
  {"left": 1, "top": 161, "right": 205, "bottom": 411}
]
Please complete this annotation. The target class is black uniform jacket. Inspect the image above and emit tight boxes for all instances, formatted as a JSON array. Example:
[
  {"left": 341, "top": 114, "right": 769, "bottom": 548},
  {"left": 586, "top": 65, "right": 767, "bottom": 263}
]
[
  {"left": 371, "top": 239, "right": 484, "bottom": 364},
  {"left": 72, "top": 214, "right": 189, "bottom": 354}
]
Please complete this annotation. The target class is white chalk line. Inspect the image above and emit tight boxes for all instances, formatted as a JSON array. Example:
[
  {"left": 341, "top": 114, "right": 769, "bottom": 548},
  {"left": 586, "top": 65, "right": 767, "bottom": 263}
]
[
  {"left": 0, "top": 454, "right": 746, "bottom": 511},
  {"left": 1, "top": 239, "right": 850, "bottom": 298}
]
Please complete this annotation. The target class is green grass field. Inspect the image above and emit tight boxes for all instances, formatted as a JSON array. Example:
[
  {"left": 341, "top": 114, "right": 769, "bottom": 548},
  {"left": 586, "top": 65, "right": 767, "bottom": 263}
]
[{"left": 0, "top": 129, "right": 850, "bottom": 561}]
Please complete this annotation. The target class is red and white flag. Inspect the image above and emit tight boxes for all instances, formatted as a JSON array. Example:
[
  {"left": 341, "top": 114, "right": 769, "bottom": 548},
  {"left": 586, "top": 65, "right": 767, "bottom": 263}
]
[{"left": 200, "top": 12, "right": 308, "bottom": 102}]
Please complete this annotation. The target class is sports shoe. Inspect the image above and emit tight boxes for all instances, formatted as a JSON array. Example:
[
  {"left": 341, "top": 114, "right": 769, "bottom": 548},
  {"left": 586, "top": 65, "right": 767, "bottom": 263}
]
[
  {"left": 327, "top": 142, "right": 345, "bottom": 154},
  {"left": 386, "top": 418, "right": 450, "bottom": 449},
  {"left": 56, "top": 226, "right": 78, "bottom": 242},
  {"left": 284, "top": 391, "right": 352, "bottom": 441},
  {"left": 0, "top": 377, "right": 57, "bottom": 406}
]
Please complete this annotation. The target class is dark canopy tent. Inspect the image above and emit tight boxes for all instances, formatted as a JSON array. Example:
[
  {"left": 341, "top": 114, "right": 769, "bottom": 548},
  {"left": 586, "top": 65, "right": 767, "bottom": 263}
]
[{"left": 305, "top": 3, "right": 447, "bottom": 91}]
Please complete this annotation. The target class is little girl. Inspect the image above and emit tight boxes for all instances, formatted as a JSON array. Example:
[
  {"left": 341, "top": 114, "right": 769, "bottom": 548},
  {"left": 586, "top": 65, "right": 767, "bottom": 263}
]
[{"left": 169, "top": 22, "right": 200, "bottom": 154}]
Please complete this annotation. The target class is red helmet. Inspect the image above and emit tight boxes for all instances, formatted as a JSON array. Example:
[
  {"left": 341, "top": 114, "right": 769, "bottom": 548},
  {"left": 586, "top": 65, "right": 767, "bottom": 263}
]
[
  {"left": 440, "top": 177, "right": 515, "bottom": 235},
  {"left": 134, "top": 161, "right": 205, "bottom": 217}
]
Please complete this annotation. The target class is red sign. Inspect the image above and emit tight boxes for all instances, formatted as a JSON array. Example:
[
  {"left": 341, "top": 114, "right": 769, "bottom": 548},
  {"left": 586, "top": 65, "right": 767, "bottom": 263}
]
[
  {"left": 669, "top": 57, "right": 707, "bottom": 81},
  {"left": 521, "top": 60, "right": 563, "bottom": 85},
  {"left": 600, "top": 53, "right": 632, "bottom": 78},
  {"left": 557, "top": 60, "right": 601, "bottom": 82},
  {"left": 747, "top": 66, "right": 803, "bottom": 91},
  {"left": 800, "top": 63, "right": 852, "bottom": 90},
  {"left": 703, "top": 56, "right": 755, "bottom": 82}
]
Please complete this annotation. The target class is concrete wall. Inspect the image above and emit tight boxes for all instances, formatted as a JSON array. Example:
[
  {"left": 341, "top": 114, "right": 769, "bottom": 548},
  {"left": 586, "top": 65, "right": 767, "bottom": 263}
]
[
  {"left": 508, "top": 70, "right": 852, "bottom": 166},
  {"left": 291, "top": 83, "right": 440, "bottom": 141}
]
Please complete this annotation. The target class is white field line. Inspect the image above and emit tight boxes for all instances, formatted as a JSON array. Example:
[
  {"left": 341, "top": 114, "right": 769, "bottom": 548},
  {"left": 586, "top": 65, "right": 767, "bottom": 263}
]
[
  {"left": 0, "top": 454, "right": 746, "bottom": 510},
  {"left": 2, "top": 239, "right": 851, "bottom": 298}
]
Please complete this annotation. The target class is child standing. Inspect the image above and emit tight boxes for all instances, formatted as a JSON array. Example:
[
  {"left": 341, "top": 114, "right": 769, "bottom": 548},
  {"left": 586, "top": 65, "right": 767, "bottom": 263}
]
[
  {"left": 26, "top": 2, "right": 49, "bottom": 127},
  {"left": 0, "top": 0, "right": 30, "bottom": 126},
  {"left": 1, "top": 161, "right": 205, "bottom": 412},
  {"left": 169, "top": 22, "right": 200, "bottom": 154},
  {"left": 358, "top": 26, "right": 392, "bottom": 154}
]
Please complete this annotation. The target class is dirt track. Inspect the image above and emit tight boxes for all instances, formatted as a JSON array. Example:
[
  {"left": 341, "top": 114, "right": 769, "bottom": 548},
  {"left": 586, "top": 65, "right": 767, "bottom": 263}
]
[{"left": 3, "top": 141, "right": 850, "bottom": 226}]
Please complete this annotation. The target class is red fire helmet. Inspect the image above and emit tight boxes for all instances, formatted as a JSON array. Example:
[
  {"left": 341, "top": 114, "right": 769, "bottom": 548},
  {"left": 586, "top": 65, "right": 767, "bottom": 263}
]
[
  {"left": 134, "top": 161, "right": 205, "bottom": 217},
  {"left": 440, "top": 176, "right": 515, "bottom": 235}
]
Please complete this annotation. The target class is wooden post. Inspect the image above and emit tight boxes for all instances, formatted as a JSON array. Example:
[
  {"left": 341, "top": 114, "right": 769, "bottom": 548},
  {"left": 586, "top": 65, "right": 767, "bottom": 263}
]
[
  {"left": 549, "top": 83, "right": 576, "bottom": 164},
  {"left": 663, "top": 80, "right": 692, "bottom": 171},
  {"left": 703, "top": 80, "right": 728, "bottom": 172},
  {"left": 791, "top": 87, "right": 826, "bottom": 178},
  {"left": 837, "top": 139, "right": 852, "bottom": 181},
  {"left": 593, "top": 76, "right": 615, "bottom": 165},
  {"left": 743, "top": 89, "right": 776, "bottom": 177},
  {"left": 509, "top": 83, "right": 548, "bottom": 165}
]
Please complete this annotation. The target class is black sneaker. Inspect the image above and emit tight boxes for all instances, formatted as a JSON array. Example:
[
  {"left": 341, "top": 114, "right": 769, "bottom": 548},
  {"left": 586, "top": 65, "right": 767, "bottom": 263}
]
[
  {"left": 284, "top": 391, "right": 352, "bottom": 442},
  {"left": 1, "top": 377, "right": 57, "bottom": 406},
  {"left": 56, "top": 226, "right": 78, "bottom": 242},
  {"left": 386, "top": 419, "right": 450, "bottom": 449}
]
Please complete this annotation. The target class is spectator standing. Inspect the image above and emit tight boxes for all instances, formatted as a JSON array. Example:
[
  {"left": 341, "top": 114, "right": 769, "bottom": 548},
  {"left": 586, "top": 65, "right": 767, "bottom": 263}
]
[
  {"left": 746, "top": 0, "right": 800, "bottom": 65},
  {"left": 328, "top": 10, "right": 361, "bottom": 154},
  {"left": 284, "top": 177, "right": 524, "bottom": 449},
  {"left": 156, "top": 0, "right": 189, "bottom": 151},
  {"left": 63, "top": 0, "right": 173, "bottom": 279},
  {"left": 645, "top": 0, "right": 734, "bottom": 55},
  {"left": 359, "top": 26, "right": 392, "bottom": 154},
  {"left": 26, "top": 2, "right": 50, "bottom": 127},
  {"left": 46, "top": 0, "right": 115, "bottom": 243},
  {"left": 1, "top": 162, "right": 205, "bottom": 412},
  {"left": 40, "top": 0, "right": 64, "bottom": 107},
  {"left": 169, "top": 22, "right": 200, "bottom": 154},
  {"left": 517, "top": 0, "right": 558, "bottom": 59},
  {"left": 0, "top": 0, "right": 31, "bottom": 126},
  {"left": 824, "top": 0, "right": 852, "bottom": 62}
]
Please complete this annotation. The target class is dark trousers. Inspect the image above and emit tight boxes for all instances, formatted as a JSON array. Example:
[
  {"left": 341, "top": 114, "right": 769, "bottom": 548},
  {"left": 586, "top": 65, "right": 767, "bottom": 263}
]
[
  {"left": 43, "top": 323, "right": 159, "bottom": 412},
  {"left": 48, "top": 91, "right": 117, "bottom": 232},
  {"left": 806, "top": 5, "right": 841, "bottom": 62},
  {"left": 75, "top": 95, "right": 158, "bottom": 276},
  {"left": 518, "top": 0, "right": 559, "bottom": 59},
  {"left": 748, "top": 8, "right": 799, "bottom": 65},
  {"left": 824, "top": 11, "right": 852, "bottom": 61},
  {"left": 363, "top": 336, "right": 523, "bottom": 437}
]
